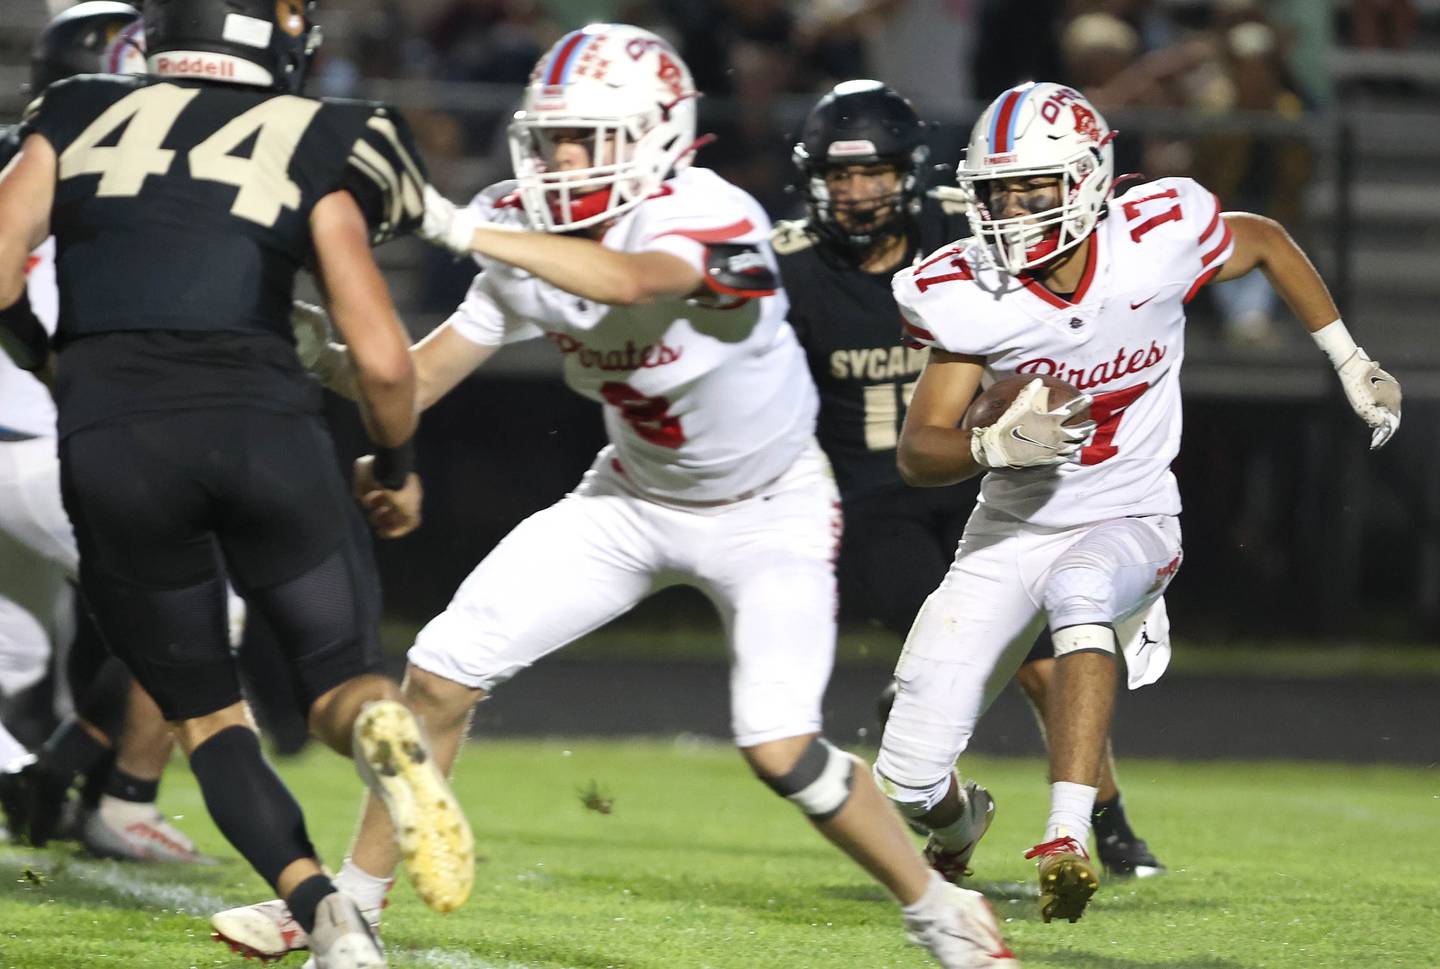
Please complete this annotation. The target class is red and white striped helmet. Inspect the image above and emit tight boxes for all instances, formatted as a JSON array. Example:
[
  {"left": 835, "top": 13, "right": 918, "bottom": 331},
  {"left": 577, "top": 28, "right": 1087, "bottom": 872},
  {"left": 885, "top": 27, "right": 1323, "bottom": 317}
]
[
  {"left": 957, "top": 82, "right": 1115, "bottom": 273},
  {"left": 508, "top": 24, "right": 698, "bottom": 231}
]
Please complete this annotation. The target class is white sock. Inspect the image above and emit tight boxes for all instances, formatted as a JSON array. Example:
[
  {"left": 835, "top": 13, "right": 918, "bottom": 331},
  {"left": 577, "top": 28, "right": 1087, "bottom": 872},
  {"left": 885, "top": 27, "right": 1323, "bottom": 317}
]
[
  {"left": 97, "top": 793, "right": 160, "bottom": 822},
  {"left": 1045, "top": 781, "right": 1098, "bottom": 846},
  {"left": 928, "top": 777, "right": 977, "bottom": 851},
  {"left": 900, "top": 871, "right": 950, "bottom": 919},
  {"left": 335, "top": 858, "right": 394, "bottom": 914},
  {"left": 0, "top": 722, "right": 25, "bottom": 770}
]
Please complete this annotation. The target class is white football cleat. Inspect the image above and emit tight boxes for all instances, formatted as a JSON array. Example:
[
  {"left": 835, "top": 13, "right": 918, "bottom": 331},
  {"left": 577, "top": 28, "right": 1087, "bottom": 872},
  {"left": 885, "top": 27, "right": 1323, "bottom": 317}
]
[
  {"left": 905, "top": 877, "right": 1021, "bottom": 969},
  {"left": 82, "top": 797, "right": 216, "bottom": 864},
  {"left": 352, "top": 700, "right": 474, "bottom": 913},
  {"left": 923, "top": 779, "right": 995, "bottom": 884},
  {"left": 211, "top": 897, "right": 384, "bottom": 962},
  {"left": 212, "top": 898, "right": 310, "bottom": 962},
  {"left": 309, "top": 893, "right": 385, "bottom": 969}
]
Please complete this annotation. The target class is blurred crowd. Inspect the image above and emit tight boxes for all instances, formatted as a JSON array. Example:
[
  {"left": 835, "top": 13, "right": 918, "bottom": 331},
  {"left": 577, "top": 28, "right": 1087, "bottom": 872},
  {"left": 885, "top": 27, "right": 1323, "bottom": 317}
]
[{"left": 12, "top": 0, "right": 1432, "bottom": 341}]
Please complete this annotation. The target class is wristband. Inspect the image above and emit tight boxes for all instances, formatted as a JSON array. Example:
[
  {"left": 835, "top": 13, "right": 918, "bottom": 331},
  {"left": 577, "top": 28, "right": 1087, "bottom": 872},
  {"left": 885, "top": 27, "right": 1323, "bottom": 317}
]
[
  {"left": 0, "top": 294, "right": 49, "bottom": 372},
  {"left": 373, "top": 440, "right": 415, "bottom": 490},
  {"left": 1311, "top": 318, "right": 1359, "bottom": 369}
]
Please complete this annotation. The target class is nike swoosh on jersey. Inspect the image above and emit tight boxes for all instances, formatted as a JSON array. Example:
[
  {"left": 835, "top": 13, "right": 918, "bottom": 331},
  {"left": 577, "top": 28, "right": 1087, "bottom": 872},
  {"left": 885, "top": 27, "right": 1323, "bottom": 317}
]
[{"left": 1129, "top": 294, "right": 1158, "bottom": 309}]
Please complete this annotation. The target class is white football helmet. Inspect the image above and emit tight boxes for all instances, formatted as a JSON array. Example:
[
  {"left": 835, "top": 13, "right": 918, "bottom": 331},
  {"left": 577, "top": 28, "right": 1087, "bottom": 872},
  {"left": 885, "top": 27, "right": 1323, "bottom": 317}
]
[
  {"left": 508, "top": 24, "right": 698, "bottom": 232},
  {"left": 957, "top": 82, "right": 1114, "bottom": 274}
]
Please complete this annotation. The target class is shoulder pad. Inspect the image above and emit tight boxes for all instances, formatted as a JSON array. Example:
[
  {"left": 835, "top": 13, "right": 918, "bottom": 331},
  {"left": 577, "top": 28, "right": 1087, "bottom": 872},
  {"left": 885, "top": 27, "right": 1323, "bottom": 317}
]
[
  {"left": 770, "top": 219, "right": 817, "bottom": 256},
  {"left": 691, "top": 243, "right": 778, "bottom": 310},
  {"left": 339, "top": 103, "right": 428, "bottom": 244}
]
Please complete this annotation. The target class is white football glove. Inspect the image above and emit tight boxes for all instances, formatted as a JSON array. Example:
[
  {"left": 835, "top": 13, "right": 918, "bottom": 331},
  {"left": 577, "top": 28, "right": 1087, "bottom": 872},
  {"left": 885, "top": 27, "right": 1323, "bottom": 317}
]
[
  {"left": 1313, "top": 320, "right": 1401, "bottom": 450},
  {"left": 970, "top": 379, "right": 1097, "bottom": 470},
  {"left": 290, "top": 300, "right": 347, "bottom": 386},
  {"left": 419, "top": 184, "right": 483, "bottom": 255}
]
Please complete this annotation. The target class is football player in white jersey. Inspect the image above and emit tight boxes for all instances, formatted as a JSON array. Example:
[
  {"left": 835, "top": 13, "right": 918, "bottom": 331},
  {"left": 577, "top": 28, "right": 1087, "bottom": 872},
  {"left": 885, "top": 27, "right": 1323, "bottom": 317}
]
[
  {"left": 873, "top": 81, "right": 1401, "bottom": 925},
  {"left": 211, "top": 24, "right": 1020, "bottom": 969},
  {"left": 0, "top": 3, "right": 215, "bottom": 864}
]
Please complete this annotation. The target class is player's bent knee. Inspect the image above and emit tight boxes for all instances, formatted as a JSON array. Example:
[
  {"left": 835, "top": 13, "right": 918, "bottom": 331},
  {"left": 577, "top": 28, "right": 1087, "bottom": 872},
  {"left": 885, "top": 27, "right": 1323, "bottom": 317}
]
[
  {"left": 872, "top": 764, "right": 950, "bottom": 819},
  {"left": 755, "top": 737, "right": 857, "bottom": 822},
  {"left": 1043, "top": 565, "right": 1115, "bottom": 631}
]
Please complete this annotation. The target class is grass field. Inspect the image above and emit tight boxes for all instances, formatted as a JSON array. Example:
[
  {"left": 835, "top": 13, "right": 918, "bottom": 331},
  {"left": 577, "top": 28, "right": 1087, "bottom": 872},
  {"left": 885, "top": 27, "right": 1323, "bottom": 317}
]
[{"left": 2, "top": 742, "right": 1435, "bottom": 969}]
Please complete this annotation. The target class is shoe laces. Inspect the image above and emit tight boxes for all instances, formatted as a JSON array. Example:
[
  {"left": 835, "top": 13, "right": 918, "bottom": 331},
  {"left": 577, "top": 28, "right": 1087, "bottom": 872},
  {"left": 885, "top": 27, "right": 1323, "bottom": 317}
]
[{"left": 1025, "top": 835, "right": 1087, "bottom": 860}]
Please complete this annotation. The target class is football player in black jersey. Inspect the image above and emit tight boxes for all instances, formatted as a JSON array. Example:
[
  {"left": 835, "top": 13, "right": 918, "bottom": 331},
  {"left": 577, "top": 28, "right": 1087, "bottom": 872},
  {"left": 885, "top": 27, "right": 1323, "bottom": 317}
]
[
  {"left": 0, "top": 0, "right": 222, "bottom": 866},
  {"left": 0, "top": 1, "right": 472, "bottom": 963},
  {"left": 776, "top": 80, "right": 1164, "bottom": 880}
]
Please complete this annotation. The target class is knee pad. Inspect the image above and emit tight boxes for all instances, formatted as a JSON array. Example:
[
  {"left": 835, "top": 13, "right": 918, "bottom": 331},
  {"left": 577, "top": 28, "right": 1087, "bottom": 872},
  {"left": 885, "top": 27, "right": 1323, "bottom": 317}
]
[
  {"left": 757, "top": 737, "right": 856, "bottom": 822},
  {"left": 1043, "top": 564, "right": 1115, "bottom": 631},
  {"left": 872, "top": 765, "right": 952, "bottom": 819}
]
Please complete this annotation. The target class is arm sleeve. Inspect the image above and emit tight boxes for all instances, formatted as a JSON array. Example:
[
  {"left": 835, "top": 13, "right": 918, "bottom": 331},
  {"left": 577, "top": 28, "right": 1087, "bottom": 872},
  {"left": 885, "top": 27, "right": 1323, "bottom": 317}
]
[
  {"left": 444, "top": 271, "right": 542, "bottom": 347},
  {"left": 338, "top": 105, "right": 429, "bottom": 245}
]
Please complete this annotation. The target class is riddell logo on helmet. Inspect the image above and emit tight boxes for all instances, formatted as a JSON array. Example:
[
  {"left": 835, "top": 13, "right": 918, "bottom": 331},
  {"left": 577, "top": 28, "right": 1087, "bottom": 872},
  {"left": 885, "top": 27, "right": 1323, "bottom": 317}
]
[
  {"left": 154, "top": 54, "right": 236, "bottom": 78},
  {"left": 984, "top": 153, "right": 1017, "bottom": 165}
]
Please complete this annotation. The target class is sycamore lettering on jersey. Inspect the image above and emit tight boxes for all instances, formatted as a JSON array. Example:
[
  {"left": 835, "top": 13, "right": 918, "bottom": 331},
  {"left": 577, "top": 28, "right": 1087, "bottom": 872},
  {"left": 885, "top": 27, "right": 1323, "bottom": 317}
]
[
  {"left": 893, "top": 176, "right": 1235, "bottom": 528},
  {"left": 828, "top": 345, "right": 928, "bottom": 382},
  {"left": 444, "top": 169, "right": 818, "bottom": 504}
]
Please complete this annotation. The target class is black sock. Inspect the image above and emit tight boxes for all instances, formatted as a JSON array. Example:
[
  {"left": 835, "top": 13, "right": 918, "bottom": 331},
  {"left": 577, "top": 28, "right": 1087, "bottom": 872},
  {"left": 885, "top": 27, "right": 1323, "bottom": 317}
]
[
  {"left": 39, "top": 720, "right": 111, "bottom": 782},
  {"left": 189, "top": 725, "right": 317, "bottom": 891},
  {"left": 103, "top": 767, "right": 159, "bottom": 804},
  {"left": 285, "top": 874, "right": 337, "bottom": 935},
  {"left": 1092, "top": 794, "right": 1136, "bottom": 842}
]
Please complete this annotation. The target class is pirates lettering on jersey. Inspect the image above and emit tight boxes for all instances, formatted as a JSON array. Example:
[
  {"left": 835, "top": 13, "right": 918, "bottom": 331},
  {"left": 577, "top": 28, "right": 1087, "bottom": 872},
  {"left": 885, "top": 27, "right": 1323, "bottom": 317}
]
[
  {"left": 445, "top": 168, "right": 818, "bottom": 503},
  {"left": 893, "top": 176, "right": 1234, "bottom": 527},
  {"left": 19, "top": 74, "right": 427, "bottom": 344}
]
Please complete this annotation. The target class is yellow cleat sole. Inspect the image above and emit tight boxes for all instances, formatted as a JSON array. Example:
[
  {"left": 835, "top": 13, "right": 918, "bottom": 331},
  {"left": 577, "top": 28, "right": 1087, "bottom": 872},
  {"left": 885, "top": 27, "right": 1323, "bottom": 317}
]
[
  {"left": 1039, "top": 856, "right": 1100, "bottom": 924},
  {"left": 354, "top": 700, "right": 475, "bottom": 913}
]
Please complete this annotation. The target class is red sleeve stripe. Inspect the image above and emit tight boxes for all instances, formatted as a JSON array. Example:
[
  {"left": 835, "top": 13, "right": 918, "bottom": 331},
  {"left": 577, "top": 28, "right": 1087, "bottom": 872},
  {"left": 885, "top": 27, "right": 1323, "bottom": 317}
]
[
  {"left": 654, "top": 219, "right": 755, "bottom": 243},
  {"left": 903, "top": 321, "right": 937, "bottom": 344},
  {"left": 1200, "top": 221, "right": 1233, "bottom": 268},
  {"left": 1198, "top": 195, "right": 1223, "bottom": 247},
  {"left": 1184, "top": 266, "right": 1221, "bottom": 304},
  {"left": 24, "top": 255, "right": 41, "bottom": 276}
]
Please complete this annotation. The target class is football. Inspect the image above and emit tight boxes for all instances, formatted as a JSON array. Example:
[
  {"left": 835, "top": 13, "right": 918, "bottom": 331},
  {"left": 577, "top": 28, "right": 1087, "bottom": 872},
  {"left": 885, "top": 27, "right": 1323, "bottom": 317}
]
[{"left": 962, "top": 374, "right": 1089, "bottom": 431}]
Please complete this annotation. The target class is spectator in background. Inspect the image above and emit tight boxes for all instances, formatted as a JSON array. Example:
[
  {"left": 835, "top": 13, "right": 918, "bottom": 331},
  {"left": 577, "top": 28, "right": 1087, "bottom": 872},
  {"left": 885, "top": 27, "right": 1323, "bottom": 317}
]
[{"left": 1191, "top": 17, "right": 1312, "bottom": 345}]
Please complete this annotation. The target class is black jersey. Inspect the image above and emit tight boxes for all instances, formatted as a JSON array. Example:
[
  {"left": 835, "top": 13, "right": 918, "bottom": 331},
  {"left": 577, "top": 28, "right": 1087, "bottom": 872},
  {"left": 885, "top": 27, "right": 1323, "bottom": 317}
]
[
  {"left": 776, "top": 197, "right": 968, "bottom": 503},
  {"left": 17, "top": 74, "right": 427, "bottom": 434}
]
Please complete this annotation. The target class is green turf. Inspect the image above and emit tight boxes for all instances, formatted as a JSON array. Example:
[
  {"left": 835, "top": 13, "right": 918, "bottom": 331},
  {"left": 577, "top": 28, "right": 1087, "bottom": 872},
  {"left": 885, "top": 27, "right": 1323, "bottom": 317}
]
[{"left": 2, "top": 743, "right": 1436, "bottom": 968}]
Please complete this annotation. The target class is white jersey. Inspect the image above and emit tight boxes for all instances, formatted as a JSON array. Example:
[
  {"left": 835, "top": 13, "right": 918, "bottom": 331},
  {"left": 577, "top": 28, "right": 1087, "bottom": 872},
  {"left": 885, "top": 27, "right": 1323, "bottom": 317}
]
[
  {"left": 895, "top": 177, "right": 1234, "bottom": 528},
  {"left": 446, "top": 168, "right": 818, "bottom": 503},
  {"left": 0, "top": 238, "right": 58, "bottom": 438}
]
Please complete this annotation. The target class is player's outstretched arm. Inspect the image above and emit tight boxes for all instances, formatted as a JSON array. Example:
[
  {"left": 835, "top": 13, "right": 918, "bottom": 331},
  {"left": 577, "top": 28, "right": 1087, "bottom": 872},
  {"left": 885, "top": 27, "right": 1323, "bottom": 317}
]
[
  {"left": 897, "top": 350, "right": 987, "bottom": 486},
  {"left": 311, "top": 189, "right": 417, "bottom": 448},
  {"left": 420, "top": 186, "right": 702, "bottom": 305},
  {"left": 0, "top": 136, "right": 55, "bottom": 370},
  {"left": 1212, "top": 212, "right": 1401, "bottom": 448}
]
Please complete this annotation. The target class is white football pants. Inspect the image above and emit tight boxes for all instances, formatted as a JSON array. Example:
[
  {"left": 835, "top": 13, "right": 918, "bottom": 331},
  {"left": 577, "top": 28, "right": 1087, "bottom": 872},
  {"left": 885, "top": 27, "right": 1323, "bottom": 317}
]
[
  {"left": 0, "top": 436, "right": 77, "bottom": 698},
  {"left": 875, "top": 507, "right": 1181, "bottom": 799},
  {"left": 409, "top": 442, "right": 841, "bottom": 747}
]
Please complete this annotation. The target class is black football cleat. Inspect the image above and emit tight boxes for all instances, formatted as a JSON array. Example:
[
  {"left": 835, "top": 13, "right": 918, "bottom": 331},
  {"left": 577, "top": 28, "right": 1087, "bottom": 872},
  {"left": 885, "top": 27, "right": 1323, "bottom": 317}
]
[{"left": 1095, "top": 831, "right": 1166, "bottom": 878}]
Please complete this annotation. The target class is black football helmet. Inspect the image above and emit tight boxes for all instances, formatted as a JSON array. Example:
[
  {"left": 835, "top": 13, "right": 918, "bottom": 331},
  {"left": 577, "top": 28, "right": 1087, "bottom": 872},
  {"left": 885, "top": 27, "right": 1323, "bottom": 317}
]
[
  {"left": 793, "top": 80, "right": 929, "bottom": 256},
  {"left": 29, "top": 1, "right": 142, "bottom": 93},
  {"left": 143, "top": 0, "right": 321, "bottom": 94}
]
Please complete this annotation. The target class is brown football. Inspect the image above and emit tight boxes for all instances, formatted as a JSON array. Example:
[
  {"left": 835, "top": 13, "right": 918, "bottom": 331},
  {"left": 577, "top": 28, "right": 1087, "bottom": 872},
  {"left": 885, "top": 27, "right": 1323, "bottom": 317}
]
[{"left": 961, "top": 374, "right": 1089, "bottom": 431}]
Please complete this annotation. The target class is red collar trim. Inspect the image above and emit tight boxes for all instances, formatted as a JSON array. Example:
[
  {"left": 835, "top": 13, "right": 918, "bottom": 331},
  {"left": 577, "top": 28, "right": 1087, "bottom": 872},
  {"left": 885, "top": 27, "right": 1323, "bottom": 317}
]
[{"left": 1020, "top": 234, "right": 1098, "bottom": 309}]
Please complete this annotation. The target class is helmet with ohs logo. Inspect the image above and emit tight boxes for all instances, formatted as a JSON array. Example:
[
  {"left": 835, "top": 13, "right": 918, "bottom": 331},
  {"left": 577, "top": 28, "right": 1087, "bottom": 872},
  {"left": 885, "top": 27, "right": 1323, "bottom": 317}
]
[
  {"left": 509, "top": 24, "right": 699, "bottom": 232},
  {"left": 957, "top": 81, "right": 1114, "bottom": 274}
]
